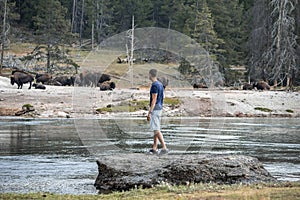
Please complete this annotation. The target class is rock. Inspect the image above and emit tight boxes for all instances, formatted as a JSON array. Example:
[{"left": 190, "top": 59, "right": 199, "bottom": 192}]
[
  {"left": 57, "top": 111, "right": 70, "bottom": 118},
  {"left": 15, "top": 104, "right": 35, "bottom": 116},
  {"left": 94, "top": 154, "right": 276, "bottom": 193}
]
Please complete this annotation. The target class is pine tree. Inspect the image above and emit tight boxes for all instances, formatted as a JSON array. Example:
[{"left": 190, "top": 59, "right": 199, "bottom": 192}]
[
  {"left": 1, "top": 0, "right": 18, "bottom": 74},
  {"left": 32, "top": 0, "right": 71, "bottom": 71},
  {"left": 208, "top": 0, "right": 247, "bottom": 67},
  {"left": 247, "top": 0, "right": 271, "bottom": 82},
  {"left": 152, "top": 0, "right": 181, "bottom": 30},
  {"left": 186, "top": 0, "right": 224, "bottom": 55}
]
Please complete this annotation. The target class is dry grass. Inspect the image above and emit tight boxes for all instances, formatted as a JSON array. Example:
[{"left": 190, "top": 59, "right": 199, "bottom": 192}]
[{"left": 1, "top": 182, "right": 299, "bottom": 200}]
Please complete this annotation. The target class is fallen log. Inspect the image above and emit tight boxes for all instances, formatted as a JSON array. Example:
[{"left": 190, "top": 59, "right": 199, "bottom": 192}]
[{"left": 94, "top": 154, "right": 276, "bottom": 193}]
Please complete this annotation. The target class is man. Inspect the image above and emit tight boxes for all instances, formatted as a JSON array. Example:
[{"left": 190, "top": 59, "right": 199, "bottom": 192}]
[{"left": 147, "top": 69, "right": 168, "bottom": 155}]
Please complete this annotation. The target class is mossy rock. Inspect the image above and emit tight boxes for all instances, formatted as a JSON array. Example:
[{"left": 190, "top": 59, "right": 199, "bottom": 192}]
[
  {"left": 22, "top": 104, "right": 34, "bottom": 111},
  {"left": 254, "top": 107, "right": 272, "bottom": 112}
]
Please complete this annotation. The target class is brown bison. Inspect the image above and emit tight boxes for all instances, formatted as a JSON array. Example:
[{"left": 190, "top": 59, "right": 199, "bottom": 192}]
[
  {"left": 79, "top": 71, "right": 111, "bottom": 87},
  {"left": 242, "top": 83, "right": 253, "bottom": 90},
  {"left": 10, "top": 71, "right": 34, "bottom": 89},
  {"left": 253, "top": 81, "right": 270, "bottom": 90},
  {"left": 52, "top": 76, "right": 74, "bottom": 86},
  {"left": 193, "top": 83, "right": 208, "bottom": 89},
  {"left": 32, "top": 83, "right": 46, "bottom": 90},
  {"left": 36, "top": 73, "right": 52, "bottom": 84},
  {"left": 157, "top": 76, "right": 169, "bottom": 89},
  {"left": 100, "top": 81, "right": 116, "bottom": 91}
]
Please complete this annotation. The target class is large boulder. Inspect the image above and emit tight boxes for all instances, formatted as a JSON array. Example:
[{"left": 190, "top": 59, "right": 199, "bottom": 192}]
[{"left": 94, "top": 154, "right": 276, "bottom": 193}]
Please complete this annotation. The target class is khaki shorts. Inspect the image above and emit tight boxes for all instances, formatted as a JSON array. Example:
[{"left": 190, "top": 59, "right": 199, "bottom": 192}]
[{"left": 150, "top": 110, "right": 162, "bottom": 131}]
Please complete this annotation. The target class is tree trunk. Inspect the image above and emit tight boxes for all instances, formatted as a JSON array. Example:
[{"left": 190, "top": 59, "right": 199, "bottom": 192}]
[
  {"left": 96, "top": 0, "right": 105, "bottom": 44},
  {"left": 71, "top": 0, "right": 77, "bottom": 33},
  {"left": 274, "top": 79, "right": 278, "bottom": 88},
  {"left": 128, "top": 15, "right": 135, "bottom": 89},
  {"left": 47, "top": 44, "right": 51, "bottom": 73},
  {"left": 92, "top": 22, "right": 94, "bottom": 49},
  {"left": 79, "top": 0, "right": 85, "bottom": 47},
  {"left": 0, "top": 0, "right": 8, "bottom": 75},
  {"left": 0, "top": 43, "right": 3, "bottom": 75},
  {"left": 273, "top": 0, "right": 284, "bottom": 82},
  {"left": 286, "top": 77, "right": 290, "bottom": 88}
]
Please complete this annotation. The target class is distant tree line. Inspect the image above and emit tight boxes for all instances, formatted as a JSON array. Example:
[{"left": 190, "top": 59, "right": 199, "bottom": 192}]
[{"left": 0, "top": 0, "right": 299, "bottom": 87}]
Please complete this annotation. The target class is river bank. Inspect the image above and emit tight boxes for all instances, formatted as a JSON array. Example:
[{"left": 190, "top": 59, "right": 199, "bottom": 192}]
[
  {"left": 1, "top": 182, "right": 300, "bottom": 200},
  {"left": 0, "top": 76, "right": 299, "bottom": 118}
]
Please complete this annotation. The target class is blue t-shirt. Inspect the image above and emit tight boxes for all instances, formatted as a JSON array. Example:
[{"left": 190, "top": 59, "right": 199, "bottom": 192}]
[{"left": 150, "top": 80, "right": 164, "bottom": 110}]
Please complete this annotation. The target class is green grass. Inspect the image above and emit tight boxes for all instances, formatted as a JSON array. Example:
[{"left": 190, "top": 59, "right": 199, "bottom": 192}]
[
  {"left": 286, "top": 109, "right": 294, "bottom": 113},
  {"left": 22, "top": 104, "right": 33, "bottom": 109},
  {"left": 96, "top": 98, "right": 181, "bottom": 113},
  {"left": 254, "top": 107, "right": 273, "bottom": 112},
  {"left": 1, "top": 182, "right": 300, "bottom": 200}
]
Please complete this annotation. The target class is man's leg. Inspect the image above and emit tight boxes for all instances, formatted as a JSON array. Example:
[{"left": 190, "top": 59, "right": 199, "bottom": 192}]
[
  {"left": 153, "top": 130, "right": 167, "bottom": 150},
  {"left": 152, "top": 132, "right": 158, "bottom": 150}
]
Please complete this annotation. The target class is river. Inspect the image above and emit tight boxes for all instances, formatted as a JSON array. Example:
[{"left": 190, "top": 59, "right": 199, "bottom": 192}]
[{"left": 0, "top": 117, "right": 299, "bottom": 194}]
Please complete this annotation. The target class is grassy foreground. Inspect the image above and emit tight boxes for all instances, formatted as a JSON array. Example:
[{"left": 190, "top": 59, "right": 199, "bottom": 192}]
[{"left": 1, "top": 182, "right": 300, "bottom": 200}]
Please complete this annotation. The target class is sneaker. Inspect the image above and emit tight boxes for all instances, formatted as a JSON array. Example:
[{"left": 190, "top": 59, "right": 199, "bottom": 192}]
[
  {"left": 159, "top": 149, "right": 169, "bottom": 155},
  {"left": 148, "top": 149, "right": 158, "bottom": 155}
]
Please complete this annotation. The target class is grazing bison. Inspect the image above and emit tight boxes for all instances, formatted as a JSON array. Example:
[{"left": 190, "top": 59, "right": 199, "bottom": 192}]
[
  {"left": 32, "top": 83, "right": 46, "bottom": 90},
  {"left": 53, "top": 76, "right": 73, "bottom": 86},
  {"left": 100, "top": 81, "right": 116, "bottom": 91},
  {"left": 253, "top": 81, "right": 270, "bottom": 90},
  {"left": 79, "top": 71, "right": 93, "bottom": 86},
  {"left": 79, "top": 71, "right": 111, "bottom": 87},
  {"left": 157, "top": 77, "right": 169, "bottom": 89},
  {"left": 242, "top": 83, "right": 253, "bottom": 90},
  {"left": 99, "top": 73, "right": 111, "bottom": 84},
  {"left": 10, "top": 71, "right": 34, "bottom": 89},
  {"left": 36, "top": 73, "right": 52, "bottom": 84},
  {"left": 70, "top": 76, "right": 76, "bottom": 86},
  {"left": 79, "top": 71, "right": 99, "bottom": 87},
  {"left": 193, "top": 83, "right": 208, "bottom": 89}
]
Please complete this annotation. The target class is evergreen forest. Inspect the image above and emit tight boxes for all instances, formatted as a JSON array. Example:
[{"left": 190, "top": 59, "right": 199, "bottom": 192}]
[{"left": 1, "top": 0, "right": 299, "bottom": 87}]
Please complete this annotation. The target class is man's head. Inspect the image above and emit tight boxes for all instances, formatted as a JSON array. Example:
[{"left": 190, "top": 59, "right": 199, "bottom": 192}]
[{"left": 149, "top": 69, "right": 157, "bottom": 81}]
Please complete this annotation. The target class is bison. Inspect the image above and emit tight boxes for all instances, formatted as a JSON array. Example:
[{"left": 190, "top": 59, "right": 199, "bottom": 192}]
[
  {"left": 79, "top": 71, "right": 111, "bottom": 87},
  {"left": 36, "top": 73, "right": 52, "bottom": 84},
  {"left": 157, "top": 77, "right": 169, "bottom": 89},
  {"left": 253, "top": 81, "right": 270, "bottom": 90},
  {"left": 32, "top": 83, "right": 46, "bottom": 90},
  {"left": 242, "top": 83, "right": 253, "bottom": 90},
  {"left": 52, "top": 76, "right": 74, "bottom": 86},
  {"left": 99, "top": 73, "right": 111, "bottom": 84},
  {"left": 193, "top": 83, "right": 208, "bottom": 89},
  {"left": 100, "top": 81, "right": 116, "bottom": 91},
  {"left": 11, "top": 71, "right": 34, "bottom": 89}
]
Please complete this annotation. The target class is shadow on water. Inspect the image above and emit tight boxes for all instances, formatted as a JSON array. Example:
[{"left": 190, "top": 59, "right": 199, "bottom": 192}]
[{"left": 0, "top": 117, "right": 299, "bottom": 194}]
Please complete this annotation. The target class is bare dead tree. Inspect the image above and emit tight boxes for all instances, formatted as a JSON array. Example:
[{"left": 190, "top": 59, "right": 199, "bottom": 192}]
[
  {"left": 0, "top": 0, "right": 9, "bottom": 75},
  {"left": 264, "top": 0, "right": 298, "bottom": 87},
  {"left": 127, "top": 16, "right": 135, "bottom": 88}
]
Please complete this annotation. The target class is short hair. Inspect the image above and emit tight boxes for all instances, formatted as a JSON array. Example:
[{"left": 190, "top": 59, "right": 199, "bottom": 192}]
[{"left": 149, "top": 69, "right": 157, "bottom": 77}]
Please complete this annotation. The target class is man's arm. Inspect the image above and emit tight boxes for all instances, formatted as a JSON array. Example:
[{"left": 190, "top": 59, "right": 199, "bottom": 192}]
[
  {"left": 147, "top": 93, "right": 157, "bottom": 121},
  {"left": 149, "top": 93, "right": 157, "bottom": 113}
]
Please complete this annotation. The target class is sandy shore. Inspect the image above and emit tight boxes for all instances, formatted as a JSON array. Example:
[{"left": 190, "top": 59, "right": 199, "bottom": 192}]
[{"left": 0, "top": 76, "right": 299, "bottom": 118}]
